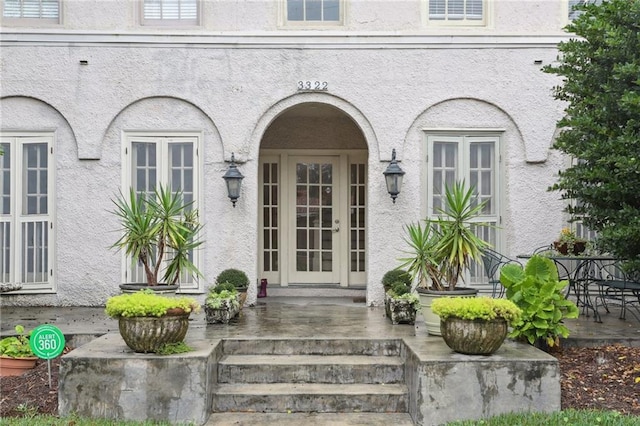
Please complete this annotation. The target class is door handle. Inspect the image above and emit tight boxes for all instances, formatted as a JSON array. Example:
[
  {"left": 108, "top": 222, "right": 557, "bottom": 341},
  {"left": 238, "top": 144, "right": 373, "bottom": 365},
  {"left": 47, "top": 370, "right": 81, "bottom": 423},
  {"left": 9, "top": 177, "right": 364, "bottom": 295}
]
[{"left": 332, "top": 226, "right": 340, "bottom": 233}]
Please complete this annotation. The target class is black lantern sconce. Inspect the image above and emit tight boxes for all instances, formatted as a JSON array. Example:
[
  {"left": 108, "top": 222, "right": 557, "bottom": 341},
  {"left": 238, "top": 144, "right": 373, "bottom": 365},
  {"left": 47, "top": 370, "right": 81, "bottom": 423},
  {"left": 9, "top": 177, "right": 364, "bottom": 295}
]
[
  {"left": 383, "top": 149, "right": 405, "bottom": 204},
  {"left": 222, "top": 152, "right": 244, "bottom": 207}
]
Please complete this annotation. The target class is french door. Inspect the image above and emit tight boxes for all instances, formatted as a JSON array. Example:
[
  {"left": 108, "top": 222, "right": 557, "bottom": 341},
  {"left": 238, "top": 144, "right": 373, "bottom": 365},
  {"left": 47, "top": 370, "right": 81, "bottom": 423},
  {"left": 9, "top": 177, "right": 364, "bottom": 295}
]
[{"left": 288, "top": 156, "right": 340, "bottom": 284}]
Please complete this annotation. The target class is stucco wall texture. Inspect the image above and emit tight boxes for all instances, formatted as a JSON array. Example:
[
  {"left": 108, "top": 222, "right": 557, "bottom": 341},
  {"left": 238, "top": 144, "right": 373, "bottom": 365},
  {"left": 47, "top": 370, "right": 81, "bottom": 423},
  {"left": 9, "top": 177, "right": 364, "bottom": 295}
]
[{"left": 1, "top": 1, "right": 573, "bottom": 307}]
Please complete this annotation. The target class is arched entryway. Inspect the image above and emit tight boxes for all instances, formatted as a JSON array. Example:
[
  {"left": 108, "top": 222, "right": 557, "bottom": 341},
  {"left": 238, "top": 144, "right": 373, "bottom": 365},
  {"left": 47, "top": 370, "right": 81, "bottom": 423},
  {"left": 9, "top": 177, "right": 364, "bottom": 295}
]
[{"left": 258, "top": 102, "right": 369, "bottom": 287}]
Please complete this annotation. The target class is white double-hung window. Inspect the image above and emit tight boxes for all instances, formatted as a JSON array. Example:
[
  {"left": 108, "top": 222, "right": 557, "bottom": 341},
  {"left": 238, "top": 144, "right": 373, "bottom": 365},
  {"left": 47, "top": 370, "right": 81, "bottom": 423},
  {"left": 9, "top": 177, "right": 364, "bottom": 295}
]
[
  {"left": 428, "top": 0, "right": 485, "bottom": 25},
  {"left": 142, "top": 0, "right": 199, "bottom": 26},
  {"left": 2, "top": 0, "right": 60, "bottom": 23},
  {"left": 426, "top": 133, "right": 501, "bottom": 289},
  {"left": 286, "top": 0, "right": 342, "bottom": 25},
  {"left": 122, "top": 132, "right": 201, "bottom": 290},
  {"left": 1, "top": 134, "right": 55, "bottom": 293}
]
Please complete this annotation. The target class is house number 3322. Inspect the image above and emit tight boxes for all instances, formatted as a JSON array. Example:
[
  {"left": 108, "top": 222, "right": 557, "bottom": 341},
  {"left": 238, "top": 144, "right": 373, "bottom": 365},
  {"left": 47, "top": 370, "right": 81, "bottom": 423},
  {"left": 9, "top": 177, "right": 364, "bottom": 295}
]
[{"left": 297, "top": 81, "right": 328, "bottom": 91}]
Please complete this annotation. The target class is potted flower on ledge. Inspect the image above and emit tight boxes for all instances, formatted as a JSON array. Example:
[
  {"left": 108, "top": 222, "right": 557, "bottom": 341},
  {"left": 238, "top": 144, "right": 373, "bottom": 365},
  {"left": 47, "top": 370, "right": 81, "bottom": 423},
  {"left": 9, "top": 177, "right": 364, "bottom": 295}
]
[
  {"left": 431, "top": 297, "right": 522, "bottom": 355},
  {"left": 111, "top": 185, "right": 204, "bottom": 293},
  {"left": 385, "top": 281, "right": 420, "bottom": 325},
  {"left": 204, "top": 282, "right": 241, "bottom": 324},
  {"left": 397, "top": 181, "right": 490, "bottom": 335},
  {"left": 553, "top": 227, "right": 588, "bottom": 255}
]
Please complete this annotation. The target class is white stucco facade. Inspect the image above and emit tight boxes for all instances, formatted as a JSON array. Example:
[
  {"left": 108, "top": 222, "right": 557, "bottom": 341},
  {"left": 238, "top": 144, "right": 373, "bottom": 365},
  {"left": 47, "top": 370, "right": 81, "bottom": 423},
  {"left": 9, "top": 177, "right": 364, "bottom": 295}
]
[{"left": 1, "top": 0, "right": 576, "bottom": 307}]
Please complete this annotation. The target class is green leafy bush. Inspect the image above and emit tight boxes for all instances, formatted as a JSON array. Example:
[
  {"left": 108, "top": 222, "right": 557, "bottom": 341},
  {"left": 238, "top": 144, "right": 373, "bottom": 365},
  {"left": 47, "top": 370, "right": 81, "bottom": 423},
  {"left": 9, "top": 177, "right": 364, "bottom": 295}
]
[
  {"left": 431, "top": 297, "right": 522, "bottom": 326},
  {"left": 205, "top": 283, "right": 239, "bottom": 310},
  {"left": 216, "top": 268, "right": 249, "bottom": 290},
  {"left": 105, "top": 290, "right": 200, "bottom": 318},
  {"left": 389, "top": 281, "right": 410, "bottom": 297},
  {"left": 0, "top": 325, "right": 35, "bottom": 358},
  {"left": 500, "top": 255, "right": 579, "bottom": 346},
  {"left": 382, "top": 269, "right": 411, "bottom": 292}
]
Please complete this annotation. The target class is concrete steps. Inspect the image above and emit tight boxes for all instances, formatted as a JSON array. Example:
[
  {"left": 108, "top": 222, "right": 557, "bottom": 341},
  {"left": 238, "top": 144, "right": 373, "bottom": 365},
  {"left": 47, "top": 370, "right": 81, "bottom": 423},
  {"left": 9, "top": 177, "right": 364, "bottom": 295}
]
[
  {"left": 212, "top": 339, "right": 409, "bottom": 417},
  {"left": 205, "top": 412, "right": 415, "bottom": 425}
]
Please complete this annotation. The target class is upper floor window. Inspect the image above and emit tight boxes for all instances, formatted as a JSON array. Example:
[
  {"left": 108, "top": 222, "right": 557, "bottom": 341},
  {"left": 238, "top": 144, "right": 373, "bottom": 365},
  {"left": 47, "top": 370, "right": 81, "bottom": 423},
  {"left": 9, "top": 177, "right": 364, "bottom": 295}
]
[
  {"left": 286, "top": 0, "right": 342, "bottom": 25},
  {"left": 142, "top": 0, "right": 199, "bottom": 26},
  {"left": 2, "top": 0, "right": 59, "bottom": 22},
  {"left": 428, "top": 0, "right": 485, "bottom": 26}
]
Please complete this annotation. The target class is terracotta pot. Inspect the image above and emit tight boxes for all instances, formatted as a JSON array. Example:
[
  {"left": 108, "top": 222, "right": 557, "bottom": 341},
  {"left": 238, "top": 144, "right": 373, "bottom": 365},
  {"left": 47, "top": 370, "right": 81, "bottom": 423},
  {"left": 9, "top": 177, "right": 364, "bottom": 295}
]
[
  {"left": 553, "top": 241, "right": 586, "bottom": 255},
  {"left": 440, "top": 317, "right": 508, "bottom": 355},
  {"left": 0, "top": 356, "right": 38, "bottom": 377},
  {"left": 118, "top": 313, "right": 190, "bottom": 353}
]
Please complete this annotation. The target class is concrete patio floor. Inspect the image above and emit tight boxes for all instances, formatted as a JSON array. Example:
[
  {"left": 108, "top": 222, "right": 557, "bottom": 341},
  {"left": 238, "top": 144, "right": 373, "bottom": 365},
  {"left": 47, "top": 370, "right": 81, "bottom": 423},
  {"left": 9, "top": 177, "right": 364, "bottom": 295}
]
[{"left": 1, "top": 296, "right": 638, "bottom": 346}]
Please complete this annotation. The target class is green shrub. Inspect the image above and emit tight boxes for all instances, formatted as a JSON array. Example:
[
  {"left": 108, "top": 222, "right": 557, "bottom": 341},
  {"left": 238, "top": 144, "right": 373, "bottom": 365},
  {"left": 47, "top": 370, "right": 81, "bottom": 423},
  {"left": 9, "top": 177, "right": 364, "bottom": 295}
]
[
  {"left": 213, "top": 282, "right": 237, "bottom": 294},
  {"left": 431, "top": 297, "right": 522, "bottom": 326},
  {"left": 216, "top": 268, "right": 249, "bottom": 290},
  {"left": 382, "top": 269, "right": 411, "bottom": 291},
  {"left": 500, "top": 255, "right": 579, "bottom": 347},
  {"left": 205, "top": 289, "right": 240, "bottom": 310},
  {"left": 105, "top": 290, "right": 200, "bottom": 318},
  {"left": 389, "top": 281, "right": 410, "bottom": 297},
  {"left": 0, "top": 325, "right": 35, "bottom": 358}
]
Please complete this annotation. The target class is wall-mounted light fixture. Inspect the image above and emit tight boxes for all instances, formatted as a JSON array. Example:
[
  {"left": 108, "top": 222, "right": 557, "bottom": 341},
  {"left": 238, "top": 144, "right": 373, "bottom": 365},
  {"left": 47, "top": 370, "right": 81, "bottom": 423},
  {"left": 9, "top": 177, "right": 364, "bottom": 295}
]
[
  {"left": 383, "top": 148, "right": 405, "bottom": 204},
  {"left": 222, "top": 153, "right": 244, "bottom": 207}
]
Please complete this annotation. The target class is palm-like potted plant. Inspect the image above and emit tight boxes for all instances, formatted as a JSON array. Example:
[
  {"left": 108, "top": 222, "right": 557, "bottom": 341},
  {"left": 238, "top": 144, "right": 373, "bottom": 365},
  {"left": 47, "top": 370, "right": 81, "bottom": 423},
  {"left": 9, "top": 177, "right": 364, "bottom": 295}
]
[
  {"left": 398, "top": 181, "right": 490, "bottom": 335},
  {"left": 111, "top": 185, "right": 204, "bottom": 291}
]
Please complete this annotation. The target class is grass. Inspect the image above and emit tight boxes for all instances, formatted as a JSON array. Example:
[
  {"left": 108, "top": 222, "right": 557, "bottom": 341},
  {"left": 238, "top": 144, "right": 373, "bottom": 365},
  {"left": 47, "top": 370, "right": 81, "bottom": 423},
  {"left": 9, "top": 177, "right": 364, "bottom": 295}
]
[
  {"left": 1, "top": 410, "right": 638, "bottom": 425},
  {"left": 446, "top": 409, "right": 639, "bottom": 425}
]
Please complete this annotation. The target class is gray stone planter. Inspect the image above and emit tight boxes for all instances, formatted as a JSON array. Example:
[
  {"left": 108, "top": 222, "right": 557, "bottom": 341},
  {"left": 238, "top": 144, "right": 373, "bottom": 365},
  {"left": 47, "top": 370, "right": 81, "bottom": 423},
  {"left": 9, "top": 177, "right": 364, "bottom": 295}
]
[
  {"left": 440, "top": 317, "right": 508, "bottom": 355},
  {"left": 118, "top": 312, "right": 190, "bottom": 353},
  {"left": 384, "top": 294, "right": 417, "bottom": 325},
  {"left": 204, "top": 297, "right": 241, "bottom": 324}
]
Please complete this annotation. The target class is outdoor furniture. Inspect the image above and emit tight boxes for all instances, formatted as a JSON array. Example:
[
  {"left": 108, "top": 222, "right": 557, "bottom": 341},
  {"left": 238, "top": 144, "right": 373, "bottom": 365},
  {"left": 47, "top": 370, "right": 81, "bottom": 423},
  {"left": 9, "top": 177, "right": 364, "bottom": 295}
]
[
  {"left": 517, "top": 253, "right": 616, "bottom": 321},
  {"left": 592, "top": 261, "right": 640, "bottom": 322},
  {"left": 481, "top": 249, "right": 522, "bottom": 298}
]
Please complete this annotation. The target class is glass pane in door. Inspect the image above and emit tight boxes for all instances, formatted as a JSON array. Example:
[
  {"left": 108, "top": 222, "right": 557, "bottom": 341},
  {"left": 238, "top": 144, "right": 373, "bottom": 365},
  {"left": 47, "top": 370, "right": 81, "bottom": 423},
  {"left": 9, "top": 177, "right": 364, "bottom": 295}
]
[{"left": 295, "top": 161, "right": 333, "bottom": 272}]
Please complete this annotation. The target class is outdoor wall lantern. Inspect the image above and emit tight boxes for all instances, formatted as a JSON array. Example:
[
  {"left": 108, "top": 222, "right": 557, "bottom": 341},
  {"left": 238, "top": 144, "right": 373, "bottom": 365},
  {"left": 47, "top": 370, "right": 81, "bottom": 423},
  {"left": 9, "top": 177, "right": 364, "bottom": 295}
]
[
  {"left": 223, "top": 152, "right": 244, "bottom": 207},
  {"left": 383, "top": 148, "right": 405, "bottom": 204}
]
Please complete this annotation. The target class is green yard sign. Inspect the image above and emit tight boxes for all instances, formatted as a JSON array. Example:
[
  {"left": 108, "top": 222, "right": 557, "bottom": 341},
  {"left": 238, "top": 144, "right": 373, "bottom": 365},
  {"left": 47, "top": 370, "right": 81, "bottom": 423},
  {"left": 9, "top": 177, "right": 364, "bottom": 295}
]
[{"left": 29, "top": 324, "right": 65, "bottom": 359}]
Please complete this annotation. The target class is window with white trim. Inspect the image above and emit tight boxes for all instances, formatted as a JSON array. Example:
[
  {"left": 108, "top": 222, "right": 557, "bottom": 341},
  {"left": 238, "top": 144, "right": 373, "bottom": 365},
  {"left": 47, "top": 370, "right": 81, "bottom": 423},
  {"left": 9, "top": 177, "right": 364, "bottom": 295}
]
[
  {"left": 142, "top": 0, "right": 199, "bottom": 26},
  {"left": 426, "top": 133, "right": 501, "bottom": 288},
  {"left": 286, "top": 0, "right": 342, "bottom": 25},
  {"left": 123, "top": 133, "right": 201, "bottom": 289},
  {"left": 1, "top": 134, "right": 55, "bottom": 292},
  {"left": 2, "top": 0, "right": 59, "bottom": 22},
  {"left": 428, "top": 0, "right": 485, "bottom": 25}
]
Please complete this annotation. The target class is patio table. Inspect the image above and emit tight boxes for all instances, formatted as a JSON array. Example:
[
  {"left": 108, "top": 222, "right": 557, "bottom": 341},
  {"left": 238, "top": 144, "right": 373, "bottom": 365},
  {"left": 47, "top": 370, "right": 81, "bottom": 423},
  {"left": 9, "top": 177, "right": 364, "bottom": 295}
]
[{"left": 516, "top": 253, "right": 616, "bottom": 322}]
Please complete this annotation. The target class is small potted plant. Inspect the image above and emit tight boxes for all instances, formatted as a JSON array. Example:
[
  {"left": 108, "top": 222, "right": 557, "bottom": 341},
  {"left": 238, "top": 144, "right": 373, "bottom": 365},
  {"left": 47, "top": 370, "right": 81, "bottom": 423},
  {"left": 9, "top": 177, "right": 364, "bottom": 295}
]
[
  {"left": 111, "top": 185, "right": 204, "bottom": 292},
  {"left": 105, "top": 290, "right": 200, "bottom": 353},
  {"left": 553, "top": 227, "right": 588, "bottom": 255},
  {"left": 215, "top": 269, "right": 249, "bottom": 306},
  {"left": 431, "top": 297, "right": 522, "bottom": 355},
  {"left": 0, "top": 325, "right": 37, "bottom": 376},
  {"left": 204, "top": 282, "right": 241, "bottom": 324},
  {"left": 385, "top": 281, "right": 420, "bottom": 325},
  {"left": 500, "top": 255, "right": 579, "bottom": 350}
]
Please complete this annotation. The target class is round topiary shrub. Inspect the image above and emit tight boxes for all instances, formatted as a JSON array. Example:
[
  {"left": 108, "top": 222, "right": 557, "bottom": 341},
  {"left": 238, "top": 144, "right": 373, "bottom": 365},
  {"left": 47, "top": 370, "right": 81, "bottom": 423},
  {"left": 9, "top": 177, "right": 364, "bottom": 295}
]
[
  {"left": 216, "top": 269, "right": 249, "bottom": 290},
  {"left": 382, "top": 269, "right": 411, "bottom": 292}
]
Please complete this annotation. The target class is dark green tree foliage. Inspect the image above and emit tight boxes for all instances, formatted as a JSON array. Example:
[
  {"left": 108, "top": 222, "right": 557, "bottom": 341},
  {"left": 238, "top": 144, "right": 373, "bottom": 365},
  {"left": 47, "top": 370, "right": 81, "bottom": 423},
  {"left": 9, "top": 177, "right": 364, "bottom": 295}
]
[{"left": 545, "top": 0, "right": 640, "bottom": 270}]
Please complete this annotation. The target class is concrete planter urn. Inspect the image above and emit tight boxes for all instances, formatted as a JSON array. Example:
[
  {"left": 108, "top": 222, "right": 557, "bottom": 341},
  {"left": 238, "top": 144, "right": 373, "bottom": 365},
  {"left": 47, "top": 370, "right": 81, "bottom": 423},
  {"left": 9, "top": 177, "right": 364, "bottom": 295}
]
[
  {"left": 440, "top": 317, "right": 508, "bottom": 355},
  {"left": 204, "top": 297, "right": 241, "bottom": 324},
  {"left": 118, "top": 312, "right": 190, "bottom": 353},
  {"left": 384, "top": 293, "right": 417, "bottom": 325}
]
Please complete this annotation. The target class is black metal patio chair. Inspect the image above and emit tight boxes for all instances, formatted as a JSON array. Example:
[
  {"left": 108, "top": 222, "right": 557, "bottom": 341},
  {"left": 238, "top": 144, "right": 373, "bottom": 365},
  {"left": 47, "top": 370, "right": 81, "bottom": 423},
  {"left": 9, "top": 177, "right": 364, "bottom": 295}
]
[
  {"left": 592, "top": 261, "right": 640, "bottom": 322},
  {"left": 481, "top": 248, "right": 522, "bottom": 298}
]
